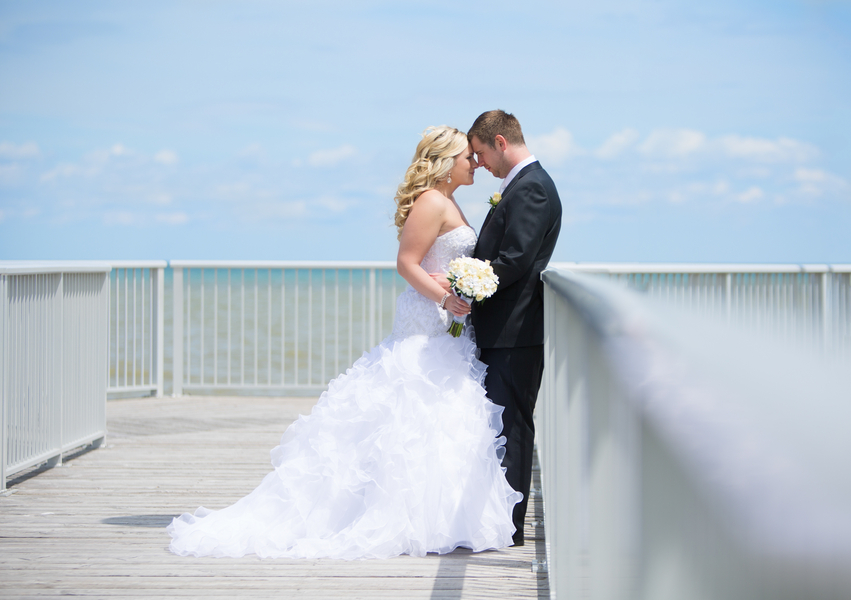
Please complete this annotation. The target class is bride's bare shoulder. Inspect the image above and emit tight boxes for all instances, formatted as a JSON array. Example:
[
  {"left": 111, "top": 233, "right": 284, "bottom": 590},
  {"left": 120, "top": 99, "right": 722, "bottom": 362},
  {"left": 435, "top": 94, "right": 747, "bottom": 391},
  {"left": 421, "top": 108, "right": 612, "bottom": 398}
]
[
  {"left": 410, "top": 189, "right": 448, "bottom": 215},
  {"left": 414, "top": 188, "right": 448, "bottom": 204}
]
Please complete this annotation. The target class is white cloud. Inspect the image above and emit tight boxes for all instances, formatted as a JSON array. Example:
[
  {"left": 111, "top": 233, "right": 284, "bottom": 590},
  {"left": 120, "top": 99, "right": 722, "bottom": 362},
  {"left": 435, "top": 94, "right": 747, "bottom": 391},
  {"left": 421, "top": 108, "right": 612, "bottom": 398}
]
[
  {"left": 103, "top": 211, "right": 139, "bottom": 225},
  {"left": 638, "top": 129, "right": 706, "bottom": 158},
  {"left": 668, "top": 180, "right": 732, "bottom": 204},
  {"left": 737, "top": 186, "right": 764, "bottom": 203},
  {"left": 149, "top": 193, "right": 172, "bottom": 205},
  {"left": 85, "top": 143, "right": 132, "bottom": 168},
  {"left": 251, "top": 200, "right": 308, "bottom": 220},
  {"left": 317, "top": 196, "right": 353, "bottom": 213},
  {"left": 239, "top": 143, "right": 266, "bottom": 161},
  {"left": 0, "top": 141, "right": 39, "bottom": 159},
  {"left": 156, "top": 212, "right": 188, "bottom": 225},
  {"left": 42, "top": 143, "right": 139, "bottom": 181},
  {"left": 528, "top": 127, "right": 584, "bottom": 165},
  {"left": 793, "top": 167, "right": 847, "bottom": 197},
  {"left": 41, "top": 163, "right": 80, "bottom": 181},
  {"left": 0, "top": 163, "right": 23, "bottom": 183},
  {"left": 794, "top": 168, "right": 830, "bottom": 183},
  {"left": 307, "top": 145, "right": 356, "bottom": 168},
  {"left": 669, "top": 190, "right": 686, "bottom": 204},
  {"left": 595, "top": 128, "right": 639, "bottom": 159},
  {"left": 216, "top": 182, "right": 252, "bottom": 199},
  {"left": 717, "top": 135, "right": 818, "bottom": 163},
  {"left": 154, "top": 149, "right": 179, "bottom": 165},
  {"left": 713, "top": 180, "right": 730, "bottom": 195}
]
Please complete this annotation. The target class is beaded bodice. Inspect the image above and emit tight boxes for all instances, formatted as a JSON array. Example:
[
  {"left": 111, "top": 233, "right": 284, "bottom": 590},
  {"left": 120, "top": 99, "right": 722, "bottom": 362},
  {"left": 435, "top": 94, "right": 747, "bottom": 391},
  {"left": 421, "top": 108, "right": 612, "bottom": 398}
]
[{"left": 391, "top": 226, "right": 477, "bottom": 339}]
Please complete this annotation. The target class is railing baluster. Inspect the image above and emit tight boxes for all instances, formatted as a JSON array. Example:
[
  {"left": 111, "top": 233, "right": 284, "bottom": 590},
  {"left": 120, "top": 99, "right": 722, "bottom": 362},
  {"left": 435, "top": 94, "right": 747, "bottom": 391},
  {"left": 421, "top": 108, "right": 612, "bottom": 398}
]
[
  {"left": 214, "top": 269, "right": 218, "bottom": 386},
  {"left": 133, "top": 269, "right": 137, "bottom": 388},
  {"left": 281, "top": 268, "right": 287, "bottom": 387},
  {"left": 123, "top": 269, "right": 128, "bottom": 388},
  {"left": 187, "top": 269, "right": 192, "bottom": 387},
  {"left": 172, "top": 267, "right": 183, "bottom": 396},
  {"left": 321, "top": 269, "right": 326, "bottom": 385},
  {"left": 334, "top": 270, "right": 339, "bottom": 382},
  {"left": 254, "top": 268, "right": 258, "bottom": 386},
  {"left": 369, "top": 268, "right": 376, "bottom": 349},
  {"left": 267, "top": 269, "right": 272, "bottom": 386},
  {"left": 200, "top": 269, "right": 205, "bottom": 386},
  {"left": 241, "top": 269, "right": 245, "bottom": 386},
  {"left": 227, "top": 269, "right": 232, "bottom": 387},
  {"left": 308, "top": 270, "right": 313, "bottom": 385}
]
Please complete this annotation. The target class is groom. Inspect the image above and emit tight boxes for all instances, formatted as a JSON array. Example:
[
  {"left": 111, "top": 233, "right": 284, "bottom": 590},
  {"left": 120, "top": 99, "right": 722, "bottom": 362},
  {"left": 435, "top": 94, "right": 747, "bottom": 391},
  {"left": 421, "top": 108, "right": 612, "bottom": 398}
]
[{"left": 468, "top": 110, "right": 562, "bottom": 546}]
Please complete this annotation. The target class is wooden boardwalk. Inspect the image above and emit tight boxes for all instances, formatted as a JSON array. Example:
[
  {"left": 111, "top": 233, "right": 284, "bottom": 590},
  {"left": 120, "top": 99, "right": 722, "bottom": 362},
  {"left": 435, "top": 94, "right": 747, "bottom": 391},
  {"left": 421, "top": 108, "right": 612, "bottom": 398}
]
[{"left": 1, "top": 396, "right": 548, "bottom": 599}]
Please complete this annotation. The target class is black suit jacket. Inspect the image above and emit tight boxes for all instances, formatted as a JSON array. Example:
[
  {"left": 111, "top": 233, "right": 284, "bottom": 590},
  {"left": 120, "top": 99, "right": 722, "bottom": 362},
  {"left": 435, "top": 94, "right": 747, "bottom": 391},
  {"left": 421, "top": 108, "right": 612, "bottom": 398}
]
[{"left": 472, "top": 162, "right": 562, "bottom": 348}]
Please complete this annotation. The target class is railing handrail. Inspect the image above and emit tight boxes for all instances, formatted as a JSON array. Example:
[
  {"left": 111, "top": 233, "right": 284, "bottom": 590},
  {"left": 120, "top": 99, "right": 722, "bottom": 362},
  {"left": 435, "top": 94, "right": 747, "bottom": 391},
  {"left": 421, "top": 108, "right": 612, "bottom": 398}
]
[
  {"left": 170, "top": 260, "right": 398, "bottom": 269},
  {"left": 105, "top": 260, "right": 168, "bottom": 269},
  {"left": 0, "top": 261, "right": 113, "bottom": 275},
  {"left": 551, "top": 261, "right": 851, "bottom": 274}
]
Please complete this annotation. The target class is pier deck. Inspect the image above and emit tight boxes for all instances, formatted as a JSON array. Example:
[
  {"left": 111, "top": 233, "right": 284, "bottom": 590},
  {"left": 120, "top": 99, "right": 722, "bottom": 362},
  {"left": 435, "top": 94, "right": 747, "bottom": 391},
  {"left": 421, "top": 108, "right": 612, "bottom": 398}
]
[{"left": 0, "top": 396, "right": 547, "bottom": 599}]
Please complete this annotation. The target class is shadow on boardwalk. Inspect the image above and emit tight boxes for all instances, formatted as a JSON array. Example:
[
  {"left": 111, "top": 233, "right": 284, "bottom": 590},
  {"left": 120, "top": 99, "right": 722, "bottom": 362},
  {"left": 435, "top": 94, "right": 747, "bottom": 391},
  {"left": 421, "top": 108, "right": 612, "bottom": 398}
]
[{"left": 1, "top": 396, "right": 548, "bottom": 599}]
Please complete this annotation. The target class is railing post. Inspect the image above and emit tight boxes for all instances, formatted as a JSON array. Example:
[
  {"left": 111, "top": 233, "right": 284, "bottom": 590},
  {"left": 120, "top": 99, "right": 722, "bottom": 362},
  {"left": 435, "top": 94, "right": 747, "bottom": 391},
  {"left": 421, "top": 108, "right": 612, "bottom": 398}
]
[
  {"left": 172, "top": 266, "right": 183, "bottom": 397},
  {"left": 1, "top": 274, "right": 7, "bottom": 492},
  {"left": 154, "top": 267, "right": 165, "bottom": 397},
  {"left": 57, "top": 272, "right": 64, "bottom": 467}
]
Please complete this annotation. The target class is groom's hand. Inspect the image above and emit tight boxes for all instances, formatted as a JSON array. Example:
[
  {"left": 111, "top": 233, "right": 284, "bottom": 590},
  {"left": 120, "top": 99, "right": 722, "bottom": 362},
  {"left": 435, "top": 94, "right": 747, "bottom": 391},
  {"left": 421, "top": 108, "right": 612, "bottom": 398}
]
[
  {"left": 445, "top": 294, "right": 472, "bottom": 317},
  {"left": 429, "top": 272, "right": 451, "bottom": 293}
]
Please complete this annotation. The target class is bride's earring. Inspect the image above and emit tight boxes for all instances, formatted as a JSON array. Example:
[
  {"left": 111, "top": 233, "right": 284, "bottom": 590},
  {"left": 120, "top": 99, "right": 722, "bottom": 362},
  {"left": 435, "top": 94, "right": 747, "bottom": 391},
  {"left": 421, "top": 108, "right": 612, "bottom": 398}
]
[{"left": 447, "top": 174, "right": 452, "bottom": 184}]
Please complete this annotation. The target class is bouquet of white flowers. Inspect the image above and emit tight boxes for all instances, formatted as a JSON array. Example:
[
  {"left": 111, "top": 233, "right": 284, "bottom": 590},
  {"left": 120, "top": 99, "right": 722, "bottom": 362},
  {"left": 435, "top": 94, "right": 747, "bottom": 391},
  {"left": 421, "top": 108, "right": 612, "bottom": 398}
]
[{"left": 445, "top": 257, "right": 499, "bottom": 337}]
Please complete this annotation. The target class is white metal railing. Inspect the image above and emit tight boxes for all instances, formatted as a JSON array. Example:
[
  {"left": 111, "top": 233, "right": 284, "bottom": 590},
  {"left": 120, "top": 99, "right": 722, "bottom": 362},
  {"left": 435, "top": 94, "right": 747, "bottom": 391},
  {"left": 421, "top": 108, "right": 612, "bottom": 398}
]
[
  {"left": 538, "top": 268, "right": 851, "bottom": 599},
  {"left": 107, "top": 261, "right": 166, "bottom": 398},
  {"left": 169, "top": 261, "right": 406, "bottom": 396},
  {"left": 555, "top": 263, "right": 851, "bottom": 357},
  {"left": 1, "top": 262, "right": 110, "bottom": 491}
]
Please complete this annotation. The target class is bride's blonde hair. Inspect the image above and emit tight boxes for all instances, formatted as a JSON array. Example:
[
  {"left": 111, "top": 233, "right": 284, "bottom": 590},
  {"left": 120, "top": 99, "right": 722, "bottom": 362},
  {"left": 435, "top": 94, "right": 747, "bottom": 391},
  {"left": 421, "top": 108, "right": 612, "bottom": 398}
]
[{"left": 393, "top": 125, "right": 469, "bottom": 239}]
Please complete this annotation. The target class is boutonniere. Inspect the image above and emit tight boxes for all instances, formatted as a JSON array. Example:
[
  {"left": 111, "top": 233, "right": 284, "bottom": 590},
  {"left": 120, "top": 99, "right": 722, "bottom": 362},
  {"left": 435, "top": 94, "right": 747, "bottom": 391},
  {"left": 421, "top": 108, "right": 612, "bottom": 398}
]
[{"left": 487, "top": 192, "right": 501, "bottom": 209}]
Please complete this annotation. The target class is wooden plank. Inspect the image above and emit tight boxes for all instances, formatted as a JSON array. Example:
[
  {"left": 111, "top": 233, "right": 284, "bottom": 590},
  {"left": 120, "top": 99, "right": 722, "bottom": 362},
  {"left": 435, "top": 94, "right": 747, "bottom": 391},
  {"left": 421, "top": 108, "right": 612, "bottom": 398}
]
[{"left": 0, "top": 396, "right": 549, "bottom": 599}]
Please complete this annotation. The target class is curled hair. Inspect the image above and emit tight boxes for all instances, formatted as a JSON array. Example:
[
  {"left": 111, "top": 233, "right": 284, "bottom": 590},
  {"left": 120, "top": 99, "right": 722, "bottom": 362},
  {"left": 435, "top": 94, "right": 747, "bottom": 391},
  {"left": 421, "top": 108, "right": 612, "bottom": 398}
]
[{"left": 393, "top": 125, "right": 469, "bottom": 239}]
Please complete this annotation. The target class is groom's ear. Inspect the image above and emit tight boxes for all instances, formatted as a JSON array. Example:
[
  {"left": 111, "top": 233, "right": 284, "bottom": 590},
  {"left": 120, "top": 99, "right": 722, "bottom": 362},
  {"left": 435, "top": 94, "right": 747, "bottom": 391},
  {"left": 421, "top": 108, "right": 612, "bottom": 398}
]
[{"left": 494, "top": 135, "right": 508, "bottom": 152}]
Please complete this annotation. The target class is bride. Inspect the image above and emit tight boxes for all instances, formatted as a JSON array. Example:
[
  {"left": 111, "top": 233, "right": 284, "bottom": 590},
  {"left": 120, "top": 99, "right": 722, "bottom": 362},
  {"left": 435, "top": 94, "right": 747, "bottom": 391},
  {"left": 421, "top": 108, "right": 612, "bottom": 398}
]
[{"left": 167, "top": 126, "right": 522, "bottom": 560}]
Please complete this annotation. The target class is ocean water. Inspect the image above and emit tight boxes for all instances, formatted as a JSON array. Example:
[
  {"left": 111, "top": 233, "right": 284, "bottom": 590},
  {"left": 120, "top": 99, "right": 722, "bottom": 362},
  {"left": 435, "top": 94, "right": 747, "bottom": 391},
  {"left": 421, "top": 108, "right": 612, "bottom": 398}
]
[{"left": 108, "top": 267, "right": 409, "bottom": 396}]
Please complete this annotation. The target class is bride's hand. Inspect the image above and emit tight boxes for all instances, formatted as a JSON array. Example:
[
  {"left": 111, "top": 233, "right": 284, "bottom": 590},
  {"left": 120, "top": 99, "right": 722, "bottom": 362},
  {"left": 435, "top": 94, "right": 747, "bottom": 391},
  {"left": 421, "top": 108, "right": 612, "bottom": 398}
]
[
  {"left": 445, "top": 293, "right": 471, "bottom": 318},
  {"left": 429, "top": 272, "right": 451, "bottom": 293}
]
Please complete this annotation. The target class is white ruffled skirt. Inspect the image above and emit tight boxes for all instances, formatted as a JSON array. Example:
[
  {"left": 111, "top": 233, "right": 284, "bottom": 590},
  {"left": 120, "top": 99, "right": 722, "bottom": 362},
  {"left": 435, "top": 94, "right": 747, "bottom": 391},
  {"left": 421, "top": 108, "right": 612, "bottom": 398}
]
[{"left": 167, "top": 331, "right": 521, "bottom": 560}]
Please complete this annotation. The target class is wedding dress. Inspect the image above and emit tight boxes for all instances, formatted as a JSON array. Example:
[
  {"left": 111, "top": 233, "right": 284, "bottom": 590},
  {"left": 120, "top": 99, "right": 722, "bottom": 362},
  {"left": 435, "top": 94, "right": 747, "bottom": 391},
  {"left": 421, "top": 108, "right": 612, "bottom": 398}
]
[{"left": 167, "top": 225, "right": 521, "bottom": 559}]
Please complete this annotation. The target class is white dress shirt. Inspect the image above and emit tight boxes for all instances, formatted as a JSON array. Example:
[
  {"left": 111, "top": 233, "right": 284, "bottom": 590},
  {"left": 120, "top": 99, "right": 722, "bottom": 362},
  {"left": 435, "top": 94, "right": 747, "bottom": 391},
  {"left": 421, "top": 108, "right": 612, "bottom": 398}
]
[{"left": 499, "top": 155, "right": 537, "bottom": 194}]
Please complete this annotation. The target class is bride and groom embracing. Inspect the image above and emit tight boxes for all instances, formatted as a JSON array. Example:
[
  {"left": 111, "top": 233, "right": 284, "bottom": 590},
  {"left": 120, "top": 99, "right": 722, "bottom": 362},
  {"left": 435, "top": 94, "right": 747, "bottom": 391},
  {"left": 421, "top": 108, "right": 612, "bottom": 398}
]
[{"left": 167, "top": 110, "right": 562, "bottom": 560}]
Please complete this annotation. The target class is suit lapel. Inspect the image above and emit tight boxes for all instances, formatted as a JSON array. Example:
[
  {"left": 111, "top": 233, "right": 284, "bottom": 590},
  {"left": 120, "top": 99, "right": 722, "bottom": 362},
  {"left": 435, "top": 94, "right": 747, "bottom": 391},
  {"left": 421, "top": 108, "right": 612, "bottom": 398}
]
[
  {"left": 478, "top": 162, "right": 542, "bottom": 241},
  {"left": 501, "top": 161, "right": 541, "bottom": 199},
  {"left": 481, "top": 206, "right": 495, "bottom": 231}
]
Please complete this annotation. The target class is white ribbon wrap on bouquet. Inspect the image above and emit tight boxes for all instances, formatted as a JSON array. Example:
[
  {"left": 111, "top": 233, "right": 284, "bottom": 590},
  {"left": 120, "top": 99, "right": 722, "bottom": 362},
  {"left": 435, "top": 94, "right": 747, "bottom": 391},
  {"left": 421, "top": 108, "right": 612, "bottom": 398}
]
[{"left": 452, "top": 295, "right": 474, "bottom": 325}]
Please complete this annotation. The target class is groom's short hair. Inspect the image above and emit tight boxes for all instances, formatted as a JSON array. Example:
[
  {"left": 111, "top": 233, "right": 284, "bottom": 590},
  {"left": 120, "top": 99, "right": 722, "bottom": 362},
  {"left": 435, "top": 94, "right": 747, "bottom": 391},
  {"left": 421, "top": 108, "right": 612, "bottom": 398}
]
[{"left": 468, "top": 110, "right": 526, "bottom": 148}]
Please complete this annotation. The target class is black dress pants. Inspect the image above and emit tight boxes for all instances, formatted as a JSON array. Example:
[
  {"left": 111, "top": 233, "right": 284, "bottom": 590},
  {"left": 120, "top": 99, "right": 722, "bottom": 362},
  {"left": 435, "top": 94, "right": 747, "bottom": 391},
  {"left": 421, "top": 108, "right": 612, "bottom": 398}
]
[{"left": 478, "top": 345, "right": 544, "bottom": 536}]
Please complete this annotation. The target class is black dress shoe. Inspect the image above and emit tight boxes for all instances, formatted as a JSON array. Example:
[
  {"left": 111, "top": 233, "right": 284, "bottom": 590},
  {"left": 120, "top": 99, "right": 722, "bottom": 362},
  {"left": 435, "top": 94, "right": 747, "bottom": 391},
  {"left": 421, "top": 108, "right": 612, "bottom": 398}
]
[{"left": 512, "top": 531, "right": 525, "bottom": 547}]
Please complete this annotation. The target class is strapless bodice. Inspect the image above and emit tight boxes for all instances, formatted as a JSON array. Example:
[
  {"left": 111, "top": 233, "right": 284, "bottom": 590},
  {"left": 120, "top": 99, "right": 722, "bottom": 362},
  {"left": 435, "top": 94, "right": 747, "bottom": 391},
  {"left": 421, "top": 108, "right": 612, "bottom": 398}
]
[{"left": 391, "top": 226, "right": 477, "bottom": 339}]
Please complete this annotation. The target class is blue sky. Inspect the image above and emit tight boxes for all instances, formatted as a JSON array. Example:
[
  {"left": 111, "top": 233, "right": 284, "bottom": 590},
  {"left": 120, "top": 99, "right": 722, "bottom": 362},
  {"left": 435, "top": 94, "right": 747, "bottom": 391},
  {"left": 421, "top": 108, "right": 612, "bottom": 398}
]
[{"left": 1, "top": 0, "right": 849, "bottom": 263}]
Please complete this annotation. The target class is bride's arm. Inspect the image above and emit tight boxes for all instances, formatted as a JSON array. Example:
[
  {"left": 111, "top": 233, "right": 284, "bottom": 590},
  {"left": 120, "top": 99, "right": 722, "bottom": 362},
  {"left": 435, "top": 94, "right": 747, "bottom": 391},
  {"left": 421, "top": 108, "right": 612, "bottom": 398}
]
[{"left": 397, "top": 192, "right": 470, "bottom": 317}]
